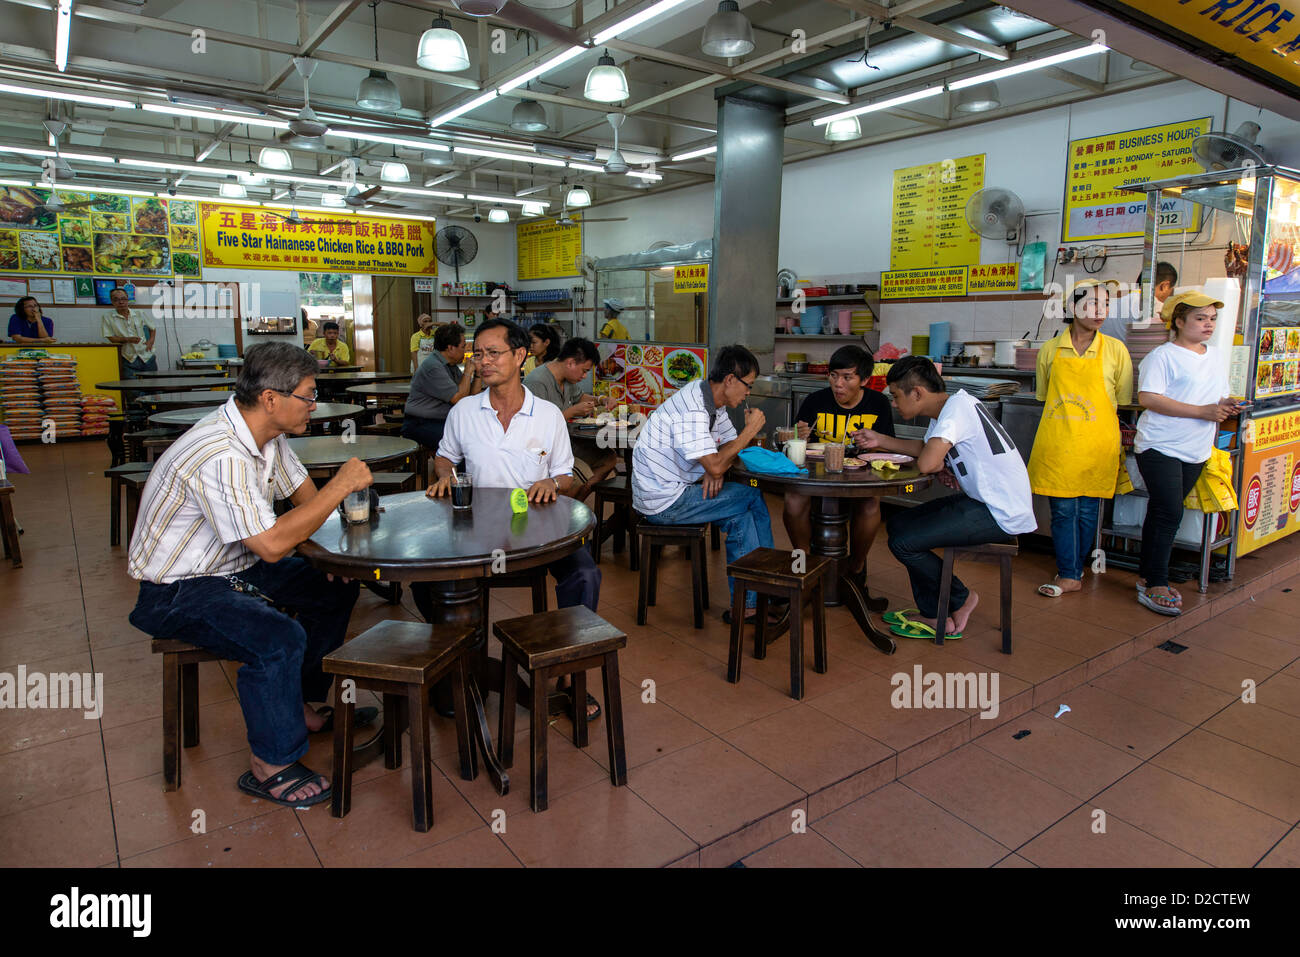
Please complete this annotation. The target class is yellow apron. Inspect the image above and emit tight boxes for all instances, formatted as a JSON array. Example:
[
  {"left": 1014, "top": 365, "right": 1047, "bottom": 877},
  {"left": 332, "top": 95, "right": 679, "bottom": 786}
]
[{"left": 1027, "top": 346, "right": 1120, "bottom": 498}]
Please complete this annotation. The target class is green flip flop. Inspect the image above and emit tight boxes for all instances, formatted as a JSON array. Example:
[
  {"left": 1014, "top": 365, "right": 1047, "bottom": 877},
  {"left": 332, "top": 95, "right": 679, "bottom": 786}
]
[
  {"left": 882, "top": 607, "right": 920, "bottom": 627},
  {"left": 888, "top": 620, "right": 963, "bottom": 641}
]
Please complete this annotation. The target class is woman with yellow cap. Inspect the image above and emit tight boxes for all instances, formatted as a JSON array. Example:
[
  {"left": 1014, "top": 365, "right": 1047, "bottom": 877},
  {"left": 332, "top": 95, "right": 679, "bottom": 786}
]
[
  {"left": 1031, "top": 279, "right": 1133, "bottom": 598},
  {"left": 1132, "top": 291, "right": 1237, "bottom": 616}
]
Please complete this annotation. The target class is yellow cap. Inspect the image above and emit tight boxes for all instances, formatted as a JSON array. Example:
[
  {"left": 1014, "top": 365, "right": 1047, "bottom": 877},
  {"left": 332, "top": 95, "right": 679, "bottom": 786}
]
[
  {"left": 1063, "top": 278, "right": 1120, "bottom": 311},
  {"left": 1159, "top": 290, "right": 1225, "bottom": 323}
]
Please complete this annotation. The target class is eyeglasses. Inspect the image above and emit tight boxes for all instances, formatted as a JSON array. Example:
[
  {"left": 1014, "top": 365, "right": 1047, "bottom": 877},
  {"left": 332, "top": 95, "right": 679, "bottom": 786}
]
[
  {"left": 472, "top": 347, "right": 515, "bottom": 363},
  {"left": 734, "top": 375, "right": 757, "bottom": 395},
  {"left": 275, "top": 388, "right": 318, "bottom": 404}
]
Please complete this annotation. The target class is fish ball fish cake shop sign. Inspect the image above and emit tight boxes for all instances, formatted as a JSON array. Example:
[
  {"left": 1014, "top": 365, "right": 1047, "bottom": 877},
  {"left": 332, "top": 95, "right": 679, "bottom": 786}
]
[{"left": 199, "top": 203, "right": 438, "bottom": 277}]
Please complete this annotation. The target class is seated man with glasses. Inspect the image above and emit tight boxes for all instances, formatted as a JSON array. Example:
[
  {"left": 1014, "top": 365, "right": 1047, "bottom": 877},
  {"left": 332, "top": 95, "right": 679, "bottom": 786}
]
[
  {"left": 633, "top": 345, "right": 787, "bottom": 630},
  {"left": 413, "top": 318, "right": 604, "bottom": 721},
  {"left": 127, "top": 341, "right": 375, "bottom": 810}
]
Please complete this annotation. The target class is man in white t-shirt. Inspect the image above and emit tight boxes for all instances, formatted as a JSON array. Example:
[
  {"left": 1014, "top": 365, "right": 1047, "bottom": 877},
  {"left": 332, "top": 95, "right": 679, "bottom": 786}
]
[
  {"left": 1100, "top": 261, "right": 1178, "bottom": 344},
  {"left": 853, "top": 356, "right": 1036, "bottom": 639}
]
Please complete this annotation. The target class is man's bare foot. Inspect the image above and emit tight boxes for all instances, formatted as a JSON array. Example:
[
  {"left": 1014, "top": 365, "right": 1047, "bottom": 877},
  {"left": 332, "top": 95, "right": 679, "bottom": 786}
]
[
  {"left": 950, "top": 592, "right": 979, "bottom": 634},
  {"left": 910, "top": 613, "right": 959, "bottom": 636},
  {"left": 248, "top": 755, "right": 328, "bottom": 803},
  {"left": 303, "top": 703, "right": 326, "bottom": 733}
]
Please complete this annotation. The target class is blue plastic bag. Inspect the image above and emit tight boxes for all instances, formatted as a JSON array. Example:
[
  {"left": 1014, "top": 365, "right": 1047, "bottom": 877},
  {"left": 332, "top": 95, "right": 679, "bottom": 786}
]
[{"left": 737, "top": 446, "right": 808, "bottom": 476}]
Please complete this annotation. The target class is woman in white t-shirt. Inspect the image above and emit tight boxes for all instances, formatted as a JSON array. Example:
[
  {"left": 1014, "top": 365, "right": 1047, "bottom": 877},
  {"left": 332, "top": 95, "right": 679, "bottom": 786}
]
[{"left": 1132, "top": 291, "right": 1238, "bottom": 616}]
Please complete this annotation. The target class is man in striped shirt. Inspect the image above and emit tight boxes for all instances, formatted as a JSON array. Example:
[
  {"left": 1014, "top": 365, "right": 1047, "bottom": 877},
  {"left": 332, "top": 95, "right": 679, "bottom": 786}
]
[
  {"left": 633, "top": 345, "right": 786, "bottom": 628},
  {"left": 127, "top": 342, "right": 374, "bottom": 809}
]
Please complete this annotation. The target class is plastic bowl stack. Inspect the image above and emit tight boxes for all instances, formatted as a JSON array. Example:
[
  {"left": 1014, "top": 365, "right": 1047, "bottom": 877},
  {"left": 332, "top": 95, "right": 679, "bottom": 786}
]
[{"left": 1128, "top": 326, "right": 1170, "bottom": 367}]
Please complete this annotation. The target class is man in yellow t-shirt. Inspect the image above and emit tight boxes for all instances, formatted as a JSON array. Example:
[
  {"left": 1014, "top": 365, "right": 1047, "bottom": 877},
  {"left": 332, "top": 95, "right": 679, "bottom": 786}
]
[
  {"left": 306, "top": 321, "right": 351, "bottom": 364},
  {"left": 598, "top": 298, "right": 629, "bottom": 340},
  {"left": 409, "top": 313, "right": 436, "bottom": 370}
]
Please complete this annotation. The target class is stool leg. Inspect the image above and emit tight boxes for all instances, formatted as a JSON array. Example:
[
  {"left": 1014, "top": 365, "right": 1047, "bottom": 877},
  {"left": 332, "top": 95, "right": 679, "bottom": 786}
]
[
  {"left": 601, "top": 652, "right": 627, "bottom": 787},
  {"left": 753, "top": 593, "right": 768, "bottom": 661},
  {"left": 451, "top": 657, "right": 477, "bottom": 781},
  {"left": 636, "top": 536, "right": 652, "bottom": 626},
  {"left": 406, "top": 682, "right": 433, "bottom": 832},
  {"left": 126, "top": 485, "right": 141, "bottom": 544},
  {"left": 628, "top": 513, "right": 640, "bottom": 572},
  {"left": 498, "top": 651, "right": 517, "bottom": 771},
  {"left": 726, "top": 588, "right": 745, "bottom": 684},
  {"left": 689, "top": 540, "right": 704, "bottom": 629},
  {"left": 592, "top": 498, "right": 604, "bottom": 564},
  {"left": 711, "top": 522, "right": 721, "bottom": 551},
  {"left": 789, "top": 590, "right": 805, "bottom": 701},
  {"left": 161, "top": 653, "right": 181, "bottom": 791},
  {"left": 181, "top": 661, "right": 200, "bottom": 747},
  {"left": 647, "top": 543, "right": 662, "bottom": 606},
  {"left": 330, "top": 695, "right": 355, "bottom": 819},
  {"left": 383, "top": 693, "right": 404, "bottom": 770},
  {"left": 935, "top": 549, "right": 956, "bottom": 647},
  {"left": 1000, "top": 555, "right": 1013, "bottom": 654},
  {"left": 530, "top": 573, "right": 547, "bottom": 614},
  {"left": 530, "top": 669, "right": 549, "bottom": 812},
  {"left": 812, "top": 578, "right": 828, "bottom": 674},
  {"left": 109, "top": 477, "right": 121, "bottom": 547},
  {"left": 699, "top": 538, "right": 709, "bottom": 610},
  {"left": 571, "top": 668, "right": 589, "bottom": 749}
]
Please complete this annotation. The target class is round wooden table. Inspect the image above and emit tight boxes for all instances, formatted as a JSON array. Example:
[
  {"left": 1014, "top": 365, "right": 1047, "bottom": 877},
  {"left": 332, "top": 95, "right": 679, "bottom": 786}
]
[
  {"left": 149, "top": 402, "right": 364, "bottom": 428},
  {"left": 344, "top": 381, "right": 411, "bottom": 399},
  {"left": 135, "top": 368, "right": 227, "bottom": 379},
  {"left": 134, "top": 390, "right": 237, "bottom": 409},
  {"left": 287, "top": 434, "right": 416, "bottom": 476},
  {"left": 730, "top": 461, "right": 932, "bottom": 650},
  {"left": 297, "top": 489, "right": 596, "bottom": 795},
  {"left": 96, "top": 377, "right": 232, "bottom": 393}
]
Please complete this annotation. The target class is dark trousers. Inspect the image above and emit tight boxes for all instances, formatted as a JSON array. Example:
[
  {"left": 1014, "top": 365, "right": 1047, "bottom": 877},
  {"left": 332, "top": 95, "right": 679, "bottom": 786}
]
[
  {"left": 1135, "top": 449, "right": 1204, "bottom": 588},
  {"left": 401, "top": 414, "right": 446, "bottom": 455},
  {"left": 886, "top": 494, "right": 1013, "bottom": 619},
  {"left": 129, "top": 558, "right": 360, "bottom": 766},
  {"left": 121, "top": 356, "right": 159, "bottom": 379}
]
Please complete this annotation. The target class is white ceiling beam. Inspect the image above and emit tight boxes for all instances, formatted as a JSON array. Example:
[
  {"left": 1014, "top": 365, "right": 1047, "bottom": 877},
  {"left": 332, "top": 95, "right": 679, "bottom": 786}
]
[{"left": 263, "top": 0, "right": 369, "bottom": 93}]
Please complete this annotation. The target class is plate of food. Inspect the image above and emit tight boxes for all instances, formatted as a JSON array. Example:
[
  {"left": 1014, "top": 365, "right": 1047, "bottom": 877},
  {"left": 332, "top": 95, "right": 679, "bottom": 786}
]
[
  {"left": 572, "top": 417, "right": 605, "bottom": 427},
  {"left": 169, "top": 200, "right": 197, "bottom": 225},
  {"left": 91, "top": 211, "right": 129, "bottom": 232},
  {"left": 170, "top": 224, "right": 198, "bottom": 250},
  {"left": 94, "top": 233, "right": 171, "bottom": 275},
  {"left": 1273, "top": 362, "right": 1286, "bottom": 389},
  {"left": 642, "top": 345, "right": 665, "bottom": 366},
  {"left": 859, "top": 452, "right": 915, "bottom": 464},
  {"left": 1288, "top": 329, "right": 1300, "bottom": 355},
  {"left": 19, "top": 230, "right": 59, "bottom": 270},
  {"left": 663, "top": 348, "right": 704, "bottom": 387},
  {"left": 91, "top": 193, "right": 129, "bottom": 213},
  {"left": 596, "top": 353, "right": 624, "bottom": 380},
  {"left": 62, "top": 246, "right": 92, "bottom": 272},
  {"left": 1258, "top": 362, "right": 1273, "bottom": 391},
  {"left": 624, "top": 365, "right": 664, "bottom": 406},
  {"left": 625, "top": 344, "right": 644, "bottom": 366},
  {"left": 0, "top": 186, "right": 57, "bottom": 230},
  {"left": 132, "top": 198, "right": 169, "bottom": 235},
  {"left": 172, "top": 251, "right": 200, "bottom": 276},
  {"left": 842, "top": 456, "right": 867, "bottom": 469},
  {"left": 59, "top": 218, "right": 92, "bottom": 245},
  {"left": 1260, "top": 329, "right": 1275, "bottom": 355},
  {"left": 0, "top": 230, "right": 18, "bottom": 269}
]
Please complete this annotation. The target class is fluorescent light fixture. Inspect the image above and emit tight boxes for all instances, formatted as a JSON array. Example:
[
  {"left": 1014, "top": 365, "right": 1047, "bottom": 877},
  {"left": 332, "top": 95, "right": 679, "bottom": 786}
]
[
  {"left": 330, "top": 130, "right": 451, "bottom": 152},
  {"left": 0, "top": 82, "right": 133, "bottom": 108},
  {"left": 627, "top": 169, "right": 662, "bottom": 181},
  {"left": 381, "top": 161, "right": 410, "bottom": 182},
  {"left": 257, "top": 147, "right": 293, "bottom": 170},
  {"left": 488, "top": 204, "right": 509, "bottom": 223},
  {"left": 120, "top": 157, "right": 211, "bottom": 175},
  {"left": 948, "top": 43, "right": 1107, "bottom": 90},
  {"left": 384, "top": 185, "right": 466, "bottom": 199},
  {"left": 430, "top": 90, "right": 499, "bottom": 128},
  {"left": 168, "top": 192, "right": 254, "bottom": 205},
  {"left": 566, "top": 185, "right": 591, "bottom": 207},
  {"left": 567, "top": 161, "right": 604, "bottom": 172},
  {"left": 0, "top": 144, "right": 111, "bottom": 163},
  {"left": 593, "top": 0, "right": 697, "bottom": 44},
  {"left": 238, "top": 170, "right": 266, "bottom": 185},
  {"left": 0, "top": 178, "right": 34, "bottom": 187},
  {"left": 55, "top": 0, "right": 72, "bottom": 72},
  {"left": 813, "top": 84, "right": 945, "bottom": 126},
  {"left": 142, "top": 103, "right": 290, "bottom": 129},
  {"left": 671, "top": 145, "right": 716, "bottom": 161},
  {"left": 320, "top": 193, "right": 347, "bottom": 207},
  {"left": 220, "top": 181, "right": 248, "bottom": 198},
  {"left": 466, "top": 193, "right": 548, "bottom": 207},
  {"left": 498, "top": 45, "right": 588, "bottom": 93},
  {"left": 453, "top": 146, "right": 566, "bottom": 168}
]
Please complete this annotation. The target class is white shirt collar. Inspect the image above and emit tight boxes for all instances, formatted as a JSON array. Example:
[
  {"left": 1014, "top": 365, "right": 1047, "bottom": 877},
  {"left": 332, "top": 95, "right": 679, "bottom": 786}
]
[
  {"left": 477, "top": 385, "right": 536, "bottom": 417},
  {"left": 220, "top": 394, "right": 275, "bottom": 461}
]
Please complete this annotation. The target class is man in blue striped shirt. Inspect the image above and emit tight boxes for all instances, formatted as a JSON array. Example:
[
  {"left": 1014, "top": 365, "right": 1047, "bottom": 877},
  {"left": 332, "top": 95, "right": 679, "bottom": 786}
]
[{"left": 633, "top": 346, "right": 785, "bottom": 627}]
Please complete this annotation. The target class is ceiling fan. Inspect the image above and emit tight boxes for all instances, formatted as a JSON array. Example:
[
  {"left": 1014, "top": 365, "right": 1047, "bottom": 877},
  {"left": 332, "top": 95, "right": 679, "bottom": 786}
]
[
  {"left": 287, "top": 58, "right": 329, "bottom": 138},
  {"left": 543, "top": 193, "right": 627, "bottom": 226},
  {"left": 35, "top": 118, "right": 97, "bottom": 215},
  {"left": 603, "top": 113, "right": 628, "bottom": 174},
  {"left": 264, "top": 187, "right": 335, "bottom": 225},
  {"left": 450, "top": 1, "right": 580, "bottom": 46}
]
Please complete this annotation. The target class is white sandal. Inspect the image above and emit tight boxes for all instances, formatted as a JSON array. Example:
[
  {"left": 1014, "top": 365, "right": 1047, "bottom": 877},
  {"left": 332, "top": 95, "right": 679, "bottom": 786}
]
[{"left": 1038, "top": 583, "right": 1064, "bottom": 598}]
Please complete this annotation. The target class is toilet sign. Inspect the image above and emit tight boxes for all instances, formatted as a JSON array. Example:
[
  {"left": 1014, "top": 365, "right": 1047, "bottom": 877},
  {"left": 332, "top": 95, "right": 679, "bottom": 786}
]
[{"left": 673, "top": 264, "right": 709, "bottom": 293}]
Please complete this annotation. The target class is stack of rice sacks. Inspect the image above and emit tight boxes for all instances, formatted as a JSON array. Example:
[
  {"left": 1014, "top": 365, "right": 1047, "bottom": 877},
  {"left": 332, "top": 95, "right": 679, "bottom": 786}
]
[
  {"left": 81, "top": 393, "right": 116, "bottom": 436},
  {"left": 0, "top": 355, "right": 44, "bottom": 440},
  {"left": 37, "top": 354, "right": 84, "bottom": 439}
]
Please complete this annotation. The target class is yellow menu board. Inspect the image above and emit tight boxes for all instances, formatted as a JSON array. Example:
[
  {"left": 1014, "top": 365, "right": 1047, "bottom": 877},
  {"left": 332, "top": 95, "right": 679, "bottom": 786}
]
[
  {"left": 1238, "top": 409, "right": 1300, "bottom": 556},
  {"left": 673, "top": 264, "right": 709, "bottom": 292},
  {"left": 968, "top": 262, "right": 1020, "bottom": 293},
  {"left": 516, "top": 215, "right": 583, "bottom": 280},
  {"left": 891, "top": 155, "right": 984, "bottom": 270},
  {"left": 199, "top": 203, "right": 436, "bottom": 276},
  {"left": 881, "top": 266, "right": 968, "bottom": 299},
  {"left": 1062, "top": 117, "right": 1211, "bottom": 241}
]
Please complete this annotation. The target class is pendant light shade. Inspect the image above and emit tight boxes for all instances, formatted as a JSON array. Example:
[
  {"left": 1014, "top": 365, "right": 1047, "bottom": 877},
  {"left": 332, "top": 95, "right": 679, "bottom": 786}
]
[
  {"left": 257, "top": 146, "right": 293, "bottom": 170},
  {"left": 584, "top": 51, "right": 628, "bottom": 103},
  {"left": 417, "top": 17, "right": 470, "bottom": 72},
  {"left": 701, "top": 0, "right": 754, "bottom": 58},
  {"left": 381, "top": 161, "right": 410, "bottom": 182},
  {"left": 219, "top": 180, "right": 247, "bottom": 199},
  {"left": 954, "top": 81, "right": 1000, "bottom": 113},
  {"left": 522, "top": 201, "right": 545, "bottom": 217},
  {"left": 510, "top": 98, "right": 549, "bottom": 132},
  {"left": 452, "top": 0, "right": 507, "bottom": 14},
  {"left": 357, "top": 70, "right": 401, "bottom": 111},
  {"left": 567, "top": 185, "right": 591, "bottom": 207},
  {"left": 823, "top": 115, "right": 862, "bottom": 142},
  {"left": 488, "top": 204, "right": 510, "bottom": 223}
]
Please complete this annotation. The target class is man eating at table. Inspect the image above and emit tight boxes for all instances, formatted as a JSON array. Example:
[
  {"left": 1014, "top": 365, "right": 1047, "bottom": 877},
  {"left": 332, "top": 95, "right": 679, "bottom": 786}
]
[
  {"left": 852, "top": 356, "right": 1036, "bottom": 640},
  {"left": 126, "top": 341, "right": 375, "bottom": 809},
  {"left": 418, "top": 317, "right": 603, "bottom": 721},
  {"left": 786, "top": 344, "right": 894, "bottom": 598}
]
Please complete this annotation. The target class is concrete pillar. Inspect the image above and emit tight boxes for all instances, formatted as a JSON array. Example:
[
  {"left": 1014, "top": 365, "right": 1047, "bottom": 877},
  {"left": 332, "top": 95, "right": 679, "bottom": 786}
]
[{"left": 708, "top": 94, "right": 785, "bottom": 367}]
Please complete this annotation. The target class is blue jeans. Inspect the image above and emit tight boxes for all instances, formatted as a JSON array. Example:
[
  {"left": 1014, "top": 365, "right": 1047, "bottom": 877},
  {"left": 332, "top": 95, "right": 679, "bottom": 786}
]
[
  {"left": 122, "top": 355, "right": 158, "bottom": 379},
  {"left": 886, "top": 494, "right": 1013, "bottom": 619},
  {"left": 1048, "top": 496, "right": 1101, "bottom": 580},
  {"left": 129, "top": 558, "right": 361, "bottom": 766},
  {"left": 647, "top": 481, "right": 773, "bottom": 608}
]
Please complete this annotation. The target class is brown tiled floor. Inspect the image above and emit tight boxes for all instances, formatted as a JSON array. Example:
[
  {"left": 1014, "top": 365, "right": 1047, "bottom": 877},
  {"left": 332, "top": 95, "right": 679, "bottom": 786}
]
[{"left": 2, "top": 440, "right": 1298, "bottom": 868}]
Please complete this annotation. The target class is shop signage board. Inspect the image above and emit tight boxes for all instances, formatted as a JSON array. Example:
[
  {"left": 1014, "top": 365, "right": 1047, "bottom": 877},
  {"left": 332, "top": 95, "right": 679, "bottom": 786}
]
[
  {"left": 0, "top": 186, "right": 201, "bottom": 278},
  {"left": 890, "top": 154, "right": 984, "bottom": 270},
  {"left": 968, "top": 262, "right": 1020, "bottom": 292},
  {"left": 592, "top": 342, "right": 707, "bottom": 420},
  {"left": 516, "top": 215, "right": 583, "bottom": 280},
  {"left": 413, "top": 277, "right": 434, "bottom": 293},
  {"left": 199, "top": 204, "right": 436, "bottom": 277},
  {"left": 881, "top": 266, "right": 969, "bottom": 299},
  {"left": 1062, "top": 117, "right": 1212, "bottom": 241},
  {"left": 1255, "top": 326, "right": 1300, "bottom": 398},
  {"left": 1237, "top": 408, "right": 1300, "bottom": 556},
  {"left": 672, "top": 264, "right": 709, "bottom": 293}
]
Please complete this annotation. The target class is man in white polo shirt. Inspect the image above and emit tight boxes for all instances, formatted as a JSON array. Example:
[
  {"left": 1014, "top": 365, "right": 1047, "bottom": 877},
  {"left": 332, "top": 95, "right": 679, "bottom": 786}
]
[
  {"left": 417, "top": 317, "right": 602, "bottom": 719},
  {"left": 633, "top": 345, "right": 784, "bottom": 627},
  {"left": 127, "top": 341, "right": 374, "bottom": 810}
]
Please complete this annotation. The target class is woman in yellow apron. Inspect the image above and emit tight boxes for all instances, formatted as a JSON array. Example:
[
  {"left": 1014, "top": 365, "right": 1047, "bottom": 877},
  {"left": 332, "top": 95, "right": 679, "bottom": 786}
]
[{"left": 1030, "top": 280, "right": 1133, "bottom": 597}]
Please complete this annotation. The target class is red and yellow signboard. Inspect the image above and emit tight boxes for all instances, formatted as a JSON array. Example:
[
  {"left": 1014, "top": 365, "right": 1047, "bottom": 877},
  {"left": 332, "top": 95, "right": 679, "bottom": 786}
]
[
  {"left": 198, "top": 203, "right": 437, "bottom": 277},
  {"left": 881, "top": 266, "right": 968, "bottom": 299},
  {"left": 968, "top": 262, "right": 1020, "bottom": 293},
  {"left": 1237, "top": 409, "right": 1300, "bottom": 556}
]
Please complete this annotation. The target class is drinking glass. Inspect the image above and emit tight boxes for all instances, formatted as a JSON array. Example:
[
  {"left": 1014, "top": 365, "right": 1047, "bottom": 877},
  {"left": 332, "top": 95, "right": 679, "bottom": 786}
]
[
  {"left": 450, "top": 472, "right": 473, "bottom": 510},
  {"left": 824, "top": 443, "right": 845, "bottom": 473},
  {"left": 344, "top": 490, "right": 370, "bottom": 524}
]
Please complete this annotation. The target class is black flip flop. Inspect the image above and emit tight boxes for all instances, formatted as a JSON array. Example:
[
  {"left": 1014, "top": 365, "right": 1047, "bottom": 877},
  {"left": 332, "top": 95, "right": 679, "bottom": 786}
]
[
  {"left": 314, "top": 705, "right": 379, "bottom": 733},
  {"left": 553, "top": 686, "right": 602, "bottom": 722},
  {"left": 236, "top": 761, "right": 331, "bottom": 809}
]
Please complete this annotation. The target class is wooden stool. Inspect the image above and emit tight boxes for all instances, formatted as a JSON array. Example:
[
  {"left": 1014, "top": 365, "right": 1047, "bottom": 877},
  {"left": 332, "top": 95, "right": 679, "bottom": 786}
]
[
  {"left": 106, "top": 462, "right": 153, "bottom": 547},
  {"left": 322, "top": 621, "right": 478, "bottom": 832},
  {"left": 726, "top": 547, "right": 831, "bottom": 701},
  {"left": 710, "top": 522, "right": 721, "bottom": 551},
  {"left": 369, "top": 471, "right": 417, "bottom": 493},
  {"left": 935, "top": 540, "right": 1018, "bottom": 652},
  {"left": 636, "top": 521, "right": 709, "bottom": 629},
  {"left": 124, "top": 427, "right": 179, "bottom": 463},
  {"left": 494, "top": 605, "right": 628, "bottom": 812},
  {"left": 482, "top": 567, "right": 548, "bottom": 627},
  {"left": 0, "top": 480, "right": 21, "bottom": 568},
  {"left": 591, "top": 476, "right": 639, "bottom": 570},
  {"left": 121, "top": 471, "right": 153, "bottom": 544},
  {"left": 151, "top": 639, "right": 225, "bottom": 791}
]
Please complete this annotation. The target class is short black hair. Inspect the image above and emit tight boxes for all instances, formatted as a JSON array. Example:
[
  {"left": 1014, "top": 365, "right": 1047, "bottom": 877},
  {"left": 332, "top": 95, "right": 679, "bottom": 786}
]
[
  {"left": 474, "top": 317, "right": 529, "bottom": 354},
  {"left": 708, "top": 345, "right": 759, "bottom": 383},
  {"left": 1066, "top": 283, "right": 1111, "bottom": 324},
  {"left": 236, "top": 341, "right": 320, "bottom": 407},
  {"left": 433, "top": 322, "right": 464, "bottom": 352},
  {"left": 14, "top": 295, "right": 38, "bottom": 314},
  {"left": 1136, "top": 261, "right": 1178, "bottom": 287},
  {"left": 321, "top": 321, "right": 340, "bottom": 333},
  {"left": 529, "top": 323, "right": 561, "bottom": 362},
  {"left": 558, "top": 336, "right": 599, "bottom": 365},
  {"left": 828, "top": 344, "right": 874, "bottom": 379},
  {"left": 885, "top": 355, "right": 945, "bottom": 394}
]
